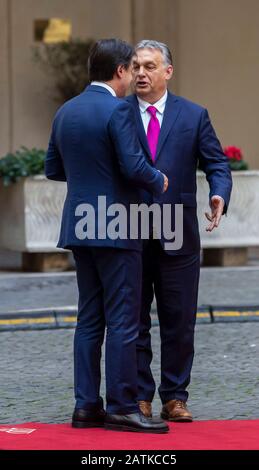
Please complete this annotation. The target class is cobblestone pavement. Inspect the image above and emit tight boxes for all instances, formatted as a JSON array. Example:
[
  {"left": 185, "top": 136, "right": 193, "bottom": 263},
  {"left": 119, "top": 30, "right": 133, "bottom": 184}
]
[
  {"left": 0, "top": 272, "right": 77, "bottom": 314},
  {"left": 1, "top": 322, "right": 258, "bottom": 424},
  {"left": 1, "top": 266, "right": 259, "bottom": 315}
]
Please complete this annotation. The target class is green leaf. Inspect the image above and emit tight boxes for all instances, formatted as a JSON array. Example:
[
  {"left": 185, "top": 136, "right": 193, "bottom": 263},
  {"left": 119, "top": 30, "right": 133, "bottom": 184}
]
[
  {"left": 229, "top": 159, "right": 249, "bottom": 171},
  {"left": 0, "top": 147, "right": 46, "bottom": 185}
]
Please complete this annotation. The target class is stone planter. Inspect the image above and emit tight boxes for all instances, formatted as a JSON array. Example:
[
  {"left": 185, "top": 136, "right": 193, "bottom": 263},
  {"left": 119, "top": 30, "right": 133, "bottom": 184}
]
[
  {"left": 0, "top": 171, "right": 258, "bottom": 270},
  {"left": 197, "top": 170, "right": 259, "bottom": 265},
  {"left": 0, "top": 175, "right": 68, "bottom": 271}
]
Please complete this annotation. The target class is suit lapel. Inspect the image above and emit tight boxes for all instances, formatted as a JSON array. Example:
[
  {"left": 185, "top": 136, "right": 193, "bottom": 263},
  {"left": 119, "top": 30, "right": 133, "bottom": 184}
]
[
  {"left": 129, "top": 95, "right": 153, "bottom": 162},
  {"left": 129, "top": 93, "right": 182, "bottom": 163},
  {"left": 155, "top": 92, "right": 181, "bottom": 162}
]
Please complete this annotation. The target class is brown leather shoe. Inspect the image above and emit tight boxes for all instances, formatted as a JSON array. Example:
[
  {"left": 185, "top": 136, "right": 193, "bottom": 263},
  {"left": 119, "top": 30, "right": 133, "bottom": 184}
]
[
  {"left": 161, "top": 400, "right": 193, "bottom": 422},
  {"left": 138, "top": 400, "right": 152, "bottom": 418}
]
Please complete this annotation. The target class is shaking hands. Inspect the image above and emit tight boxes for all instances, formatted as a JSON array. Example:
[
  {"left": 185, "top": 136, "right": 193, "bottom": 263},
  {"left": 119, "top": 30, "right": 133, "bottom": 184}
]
[
  {"left": 156, "top": 169, "right": 168, "bottom": 193},
  {"left": 162, "top": 173, "right": 168, "bottom": 192},
  {"left": 158, "top": 171, "right": 168, "bottom": 193}
]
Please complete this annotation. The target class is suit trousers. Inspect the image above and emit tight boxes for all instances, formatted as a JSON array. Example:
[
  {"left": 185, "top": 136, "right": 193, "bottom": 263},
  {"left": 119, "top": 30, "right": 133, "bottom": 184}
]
[
  {"left": 72, "top": 246, "right": 142, "bottom": 414},
  {"left": 137, "top": 239, "right": 200, "bottom": 403}
]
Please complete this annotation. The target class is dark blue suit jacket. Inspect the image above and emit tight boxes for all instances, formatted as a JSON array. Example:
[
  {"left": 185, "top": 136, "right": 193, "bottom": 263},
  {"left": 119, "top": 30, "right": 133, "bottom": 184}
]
[
  {"left": 126, "top": 91, "right": 233, "bottom": 255},
  {"left": 45, "top": 85, "right": 164, "bottom": 251}
]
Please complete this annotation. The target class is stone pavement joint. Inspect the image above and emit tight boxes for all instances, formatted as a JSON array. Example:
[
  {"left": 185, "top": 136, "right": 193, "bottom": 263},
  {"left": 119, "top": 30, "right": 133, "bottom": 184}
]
[
  {"left": 1, "top": 305, "right": 259, "bottom": 331},
  {"left": 1, "top": 266, "right": 259, "bottom": 330}
]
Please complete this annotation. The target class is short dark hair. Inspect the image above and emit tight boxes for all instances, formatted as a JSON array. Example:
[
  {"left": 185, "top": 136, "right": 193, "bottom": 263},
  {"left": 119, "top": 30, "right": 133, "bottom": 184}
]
[{"left": 88, "top": 38, "right": 134, "bottom": 82}]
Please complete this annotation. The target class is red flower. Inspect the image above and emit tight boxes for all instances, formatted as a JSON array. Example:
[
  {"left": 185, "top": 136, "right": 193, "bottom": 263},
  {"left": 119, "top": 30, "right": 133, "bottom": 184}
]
[{"left": 224, "top": 146, "right": 243, "bottom": 161}]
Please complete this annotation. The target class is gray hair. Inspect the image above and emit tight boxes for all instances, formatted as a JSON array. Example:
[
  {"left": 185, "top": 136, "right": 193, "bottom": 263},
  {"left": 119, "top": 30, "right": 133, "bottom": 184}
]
[{"left": 135, "top": 40, "right": 173, "bottom": 66}]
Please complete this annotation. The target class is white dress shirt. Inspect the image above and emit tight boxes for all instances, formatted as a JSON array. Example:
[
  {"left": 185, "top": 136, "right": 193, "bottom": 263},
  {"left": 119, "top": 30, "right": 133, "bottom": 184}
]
[
  {"left": 91, "top": 81, "right": 117, "bottom": 97},
  {"left": 137, "top": 90, "right": 168, "bottom": 134}
]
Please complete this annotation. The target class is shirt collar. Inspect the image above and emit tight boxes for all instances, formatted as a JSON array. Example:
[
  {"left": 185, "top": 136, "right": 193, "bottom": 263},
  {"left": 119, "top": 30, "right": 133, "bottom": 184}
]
[
  {"left": 91, "top": 81, "right": 117, "bottom": 97},
  {"left": 137, "top": 90, "right": 168, "bottom": 114}
]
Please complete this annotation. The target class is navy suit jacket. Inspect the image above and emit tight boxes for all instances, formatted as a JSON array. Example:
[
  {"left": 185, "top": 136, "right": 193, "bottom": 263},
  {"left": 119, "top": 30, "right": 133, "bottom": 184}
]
[
  {"left": 126, "top": 91, "right": 233, "bottom": 255},
  {"left": 45, "top": 85, "right": 164, "bottom": 251}
]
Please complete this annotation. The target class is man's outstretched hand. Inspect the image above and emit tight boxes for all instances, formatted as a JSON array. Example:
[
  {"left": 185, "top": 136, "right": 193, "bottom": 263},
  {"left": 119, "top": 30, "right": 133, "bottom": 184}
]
[{"left": 205, "top": 195, "right": 225, "bottom": 232}]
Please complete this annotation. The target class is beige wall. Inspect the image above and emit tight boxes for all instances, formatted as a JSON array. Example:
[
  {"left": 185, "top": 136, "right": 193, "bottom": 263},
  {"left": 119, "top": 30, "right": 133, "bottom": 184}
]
[
  {"left": 177, "top": 0, "right": 259, "bottom": 168},
  {"left": 0, "top": 0, "right": 132, "bottom": 155},
  {"left": 1, "top": 0, "right": 259, "bottom": 169},
  {"left": 132, "top": 0, "right": 178, "bottom": 92},
  {"left": 0, "top": 0, "right": 11, "bottom": 154}
]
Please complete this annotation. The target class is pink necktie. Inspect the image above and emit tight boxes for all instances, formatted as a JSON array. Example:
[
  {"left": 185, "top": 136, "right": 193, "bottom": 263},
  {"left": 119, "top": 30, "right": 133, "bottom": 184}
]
[{"left": 147, "top": 105, "right": 160, "bottom": 162}]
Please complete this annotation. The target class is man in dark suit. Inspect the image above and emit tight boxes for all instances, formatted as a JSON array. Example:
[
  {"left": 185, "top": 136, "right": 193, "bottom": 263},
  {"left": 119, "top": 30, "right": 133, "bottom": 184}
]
[
  {"left": 127, "top": 40, "right": 233, "bottom": 422},
  {"left": 45, "top": 39, "right": 169, "bottom": 433}
]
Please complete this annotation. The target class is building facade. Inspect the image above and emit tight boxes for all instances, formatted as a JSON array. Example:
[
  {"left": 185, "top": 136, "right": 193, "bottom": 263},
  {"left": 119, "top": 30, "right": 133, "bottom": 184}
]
[{"left": 0, "top": 0, "right": 259, "bottom": 168}]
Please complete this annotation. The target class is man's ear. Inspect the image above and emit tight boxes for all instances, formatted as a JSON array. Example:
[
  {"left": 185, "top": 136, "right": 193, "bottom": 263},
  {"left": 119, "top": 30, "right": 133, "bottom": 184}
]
[
  {"left": 165, "top": 65, "right": 174, "bottom": 80},
  {"left": 116, "top": 64, "right": 125, "bottom": 78}
]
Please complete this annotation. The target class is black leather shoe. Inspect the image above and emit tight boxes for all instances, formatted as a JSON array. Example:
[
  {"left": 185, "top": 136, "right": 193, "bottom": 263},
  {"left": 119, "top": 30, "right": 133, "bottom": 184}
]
[
  {"left": 104, "top": 412, "right": 169, "bottom": 433},
  {"left": 72, "top": 407, "right": 106, "bottom": 428}
]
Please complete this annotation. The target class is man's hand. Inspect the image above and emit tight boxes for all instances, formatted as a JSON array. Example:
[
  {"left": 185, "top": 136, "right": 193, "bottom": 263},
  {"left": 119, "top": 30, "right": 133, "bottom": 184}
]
[
  {"left": 205, "top": 195, "right": 225, "bottom": 232},
  {"left": 162, "top": 173, "right": 168, "bottom": 193}
]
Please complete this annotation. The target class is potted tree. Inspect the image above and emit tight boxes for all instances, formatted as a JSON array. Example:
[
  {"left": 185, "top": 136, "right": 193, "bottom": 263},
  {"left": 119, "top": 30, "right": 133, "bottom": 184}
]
[{"left": 33, "top": 38, "right": 95, "bottom": 103}]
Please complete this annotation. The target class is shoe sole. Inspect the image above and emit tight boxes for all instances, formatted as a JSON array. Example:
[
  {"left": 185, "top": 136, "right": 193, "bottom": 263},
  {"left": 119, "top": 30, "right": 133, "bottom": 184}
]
[
  {"left": 104, "top": 424, "right": 169, "bottom": 433},
  {"left": 72, "top": 421, "right": 105, "bottom": 428},
  {"left": 161, "top": 412, "right": 193, "bottom": 423}
]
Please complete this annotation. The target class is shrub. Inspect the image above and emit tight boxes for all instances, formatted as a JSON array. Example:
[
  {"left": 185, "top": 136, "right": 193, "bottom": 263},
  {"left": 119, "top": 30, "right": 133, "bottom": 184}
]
[{"left": 0, "top": 147, "right": 46, "bottom": 185}]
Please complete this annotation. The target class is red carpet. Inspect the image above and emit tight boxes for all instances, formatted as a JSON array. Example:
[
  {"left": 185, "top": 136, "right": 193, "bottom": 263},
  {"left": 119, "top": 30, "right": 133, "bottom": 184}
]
[{"left": 0, "top": 420, "right": 258, "bottom": 450}]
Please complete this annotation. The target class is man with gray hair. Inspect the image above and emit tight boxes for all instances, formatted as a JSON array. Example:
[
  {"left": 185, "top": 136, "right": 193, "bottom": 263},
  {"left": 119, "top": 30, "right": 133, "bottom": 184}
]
[{"left": 126, "top": 40, "right": 232, "bottom": 421}]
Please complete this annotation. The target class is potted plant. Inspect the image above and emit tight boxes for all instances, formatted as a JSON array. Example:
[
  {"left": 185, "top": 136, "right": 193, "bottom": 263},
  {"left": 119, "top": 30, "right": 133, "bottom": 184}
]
[
  {"left": 197, "top": 145, "right": 259, "bottom": 266},
  {"left": 0, "top": 147, "right": 67, "bottom": 271},
  {"left": 223, "top": 146, "right": 249, "bottom": 171}
]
